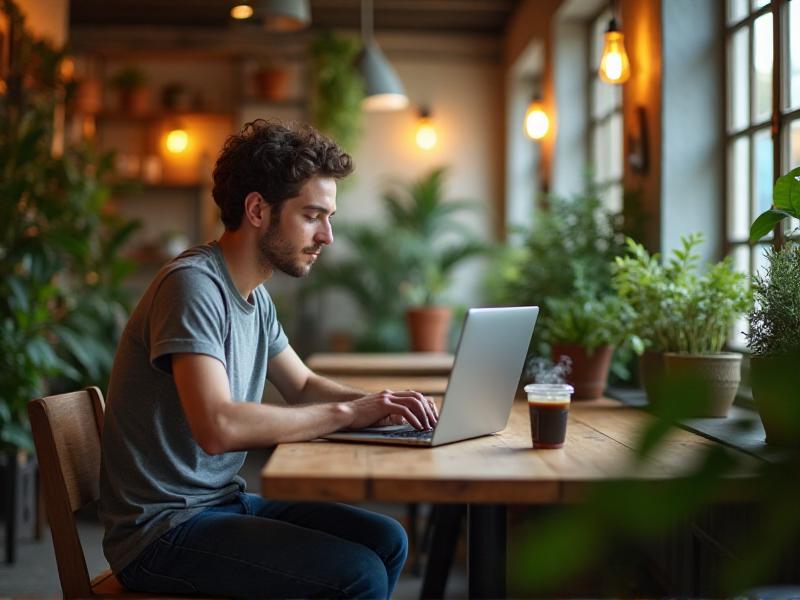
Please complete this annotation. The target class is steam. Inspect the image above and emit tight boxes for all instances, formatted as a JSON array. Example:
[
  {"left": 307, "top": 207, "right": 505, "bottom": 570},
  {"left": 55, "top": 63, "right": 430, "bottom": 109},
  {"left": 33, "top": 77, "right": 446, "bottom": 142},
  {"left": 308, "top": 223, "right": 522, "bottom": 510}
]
[{"left": 525, "top": 355, "right": 572, "bottom": 384}]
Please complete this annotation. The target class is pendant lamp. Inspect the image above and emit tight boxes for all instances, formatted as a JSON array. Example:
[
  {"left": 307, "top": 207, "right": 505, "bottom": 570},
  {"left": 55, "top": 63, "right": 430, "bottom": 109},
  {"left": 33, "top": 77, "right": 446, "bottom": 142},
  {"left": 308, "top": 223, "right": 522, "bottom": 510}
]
[
  {"left": 259, "top": 0, "right": 311, "bottom": 32},
  {"left": 356, "top": 0, "right": 408, "bottom": 111}
]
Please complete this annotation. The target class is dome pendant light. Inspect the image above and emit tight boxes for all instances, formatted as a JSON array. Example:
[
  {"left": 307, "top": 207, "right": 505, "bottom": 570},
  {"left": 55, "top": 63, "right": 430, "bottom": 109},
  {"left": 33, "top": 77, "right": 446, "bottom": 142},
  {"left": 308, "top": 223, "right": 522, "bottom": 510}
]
[
  {"left": 259, "top": 0, "right": 311, "bottom": 32},
  {"left": 357, "top": 0, "right": 408, "bottom": 111}
]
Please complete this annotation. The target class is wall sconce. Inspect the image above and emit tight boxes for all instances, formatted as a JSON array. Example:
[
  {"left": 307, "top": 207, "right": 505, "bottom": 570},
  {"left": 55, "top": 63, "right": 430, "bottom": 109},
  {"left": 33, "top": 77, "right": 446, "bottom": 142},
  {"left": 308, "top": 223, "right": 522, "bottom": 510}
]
[
  {"left": 230, "top": 2, "right": 254, "bottom": 20},
  {"left": 165, "top": 125, "right": 189, "bottom": 154},
  {"left": 598, "top": 10, "right": 631, "bottom": 84},
  {"left": 523, "top": 80, "right": 549, "bottom": 141},
  {"left": 415, "top": 107, "right": 437, "bottom": 150}
]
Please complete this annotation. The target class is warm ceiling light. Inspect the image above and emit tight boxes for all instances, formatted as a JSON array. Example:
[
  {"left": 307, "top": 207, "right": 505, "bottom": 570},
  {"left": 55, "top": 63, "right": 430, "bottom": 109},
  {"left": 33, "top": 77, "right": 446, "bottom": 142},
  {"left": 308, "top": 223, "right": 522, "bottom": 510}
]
[
  {"left": 415, "top": 107, "right": 437, "bottom": 150},
  {"left": 524, "top": 100, "right": 549, "bottom": 140},
  {"left": 230, "top": 3, "right": 254, "bottom": 20},
  {"left": 598, "top": 17, "right": 631, "bottom": 84},
  {"left": 166, "top": 128, "right": 189, "bottom": 154},
  {"left": 260, "top": 0, "right": 311, "bottom": 31},
  {"left": 357, "top": 0, "right": 408, "bottom": 111}
]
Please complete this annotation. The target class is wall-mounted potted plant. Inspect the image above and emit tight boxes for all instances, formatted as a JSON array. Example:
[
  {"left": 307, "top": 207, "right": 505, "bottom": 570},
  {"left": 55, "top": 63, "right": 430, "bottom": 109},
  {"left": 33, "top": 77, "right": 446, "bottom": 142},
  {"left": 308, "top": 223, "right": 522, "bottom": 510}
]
[
  {"left": 614, "top": 234, "right": 751, "bottom": 416},
  {"left": 108, "top": 65, "right": 150, "bottom": 115},
  {"left": 543, "top": 275, "right": 639, "bottom": 400},
  {"left": 386, "top": 167, "right": 488, "bottom": 352},
  {"left": 747, "top": 166, "right": 800, "bottom": 446}
]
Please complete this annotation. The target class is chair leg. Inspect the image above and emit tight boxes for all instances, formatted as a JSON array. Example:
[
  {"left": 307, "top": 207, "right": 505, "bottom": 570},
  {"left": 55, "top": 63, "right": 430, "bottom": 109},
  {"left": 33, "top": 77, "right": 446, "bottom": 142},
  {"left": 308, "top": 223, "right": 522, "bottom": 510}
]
[{"left": 420, "top": 504, "right": 466, "bottom": 599}]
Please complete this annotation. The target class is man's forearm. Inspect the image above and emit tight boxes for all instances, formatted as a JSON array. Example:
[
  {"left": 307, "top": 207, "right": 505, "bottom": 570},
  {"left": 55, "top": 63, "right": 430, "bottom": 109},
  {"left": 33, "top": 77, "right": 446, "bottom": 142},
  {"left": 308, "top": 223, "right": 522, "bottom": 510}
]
[{"left": 294, "top": 372, "right": 365, "bottom": 405}]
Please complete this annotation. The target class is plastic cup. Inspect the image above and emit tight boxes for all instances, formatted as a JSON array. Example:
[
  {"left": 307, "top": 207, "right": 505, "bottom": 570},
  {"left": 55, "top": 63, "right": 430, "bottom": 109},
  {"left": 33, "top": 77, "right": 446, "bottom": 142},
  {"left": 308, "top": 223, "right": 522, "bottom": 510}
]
[{"left": 524, "top": 383, "right": 574, "bottom": 449}]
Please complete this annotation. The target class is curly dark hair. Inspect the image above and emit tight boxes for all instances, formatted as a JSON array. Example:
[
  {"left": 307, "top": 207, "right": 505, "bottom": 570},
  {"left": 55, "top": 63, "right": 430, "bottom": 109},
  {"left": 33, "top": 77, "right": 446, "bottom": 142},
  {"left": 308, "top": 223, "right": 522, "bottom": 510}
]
[{"left": 212, "top": 119, "right": 354, "bottom": 230}]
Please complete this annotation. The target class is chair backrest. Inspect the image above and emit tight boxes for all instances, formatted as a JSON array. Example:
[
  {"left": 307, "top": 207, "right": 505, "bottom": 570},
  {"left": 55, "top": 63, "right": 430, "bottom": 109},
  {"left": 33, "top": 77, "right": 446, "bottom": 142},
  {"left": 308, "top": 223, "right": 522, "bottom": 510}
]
[{"left": 28, "top": 386, "right": 106, "bottom": 599}]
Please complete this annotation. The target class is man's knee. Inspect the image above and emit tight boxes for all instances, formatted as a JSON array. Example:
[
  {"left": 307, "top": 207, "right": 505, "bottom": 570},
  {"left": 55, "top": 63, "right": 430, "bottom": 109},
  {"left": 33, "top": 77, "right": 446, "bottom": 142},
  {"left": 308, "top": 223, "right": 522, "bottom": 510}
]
[{"left": 341, "top": 548, "right": 390, "bottom": 599}]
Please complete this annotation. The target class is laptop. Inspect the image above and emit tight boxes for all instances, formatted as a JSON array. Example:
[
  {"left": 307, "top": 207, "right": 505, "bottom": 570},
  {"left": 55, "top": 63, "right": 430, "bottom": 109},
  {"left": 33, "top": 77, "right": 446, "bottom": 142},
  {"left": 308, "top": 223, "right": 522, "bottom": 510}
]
[{"left": 322, "top": 306, "right": 539, "bottom": 447}]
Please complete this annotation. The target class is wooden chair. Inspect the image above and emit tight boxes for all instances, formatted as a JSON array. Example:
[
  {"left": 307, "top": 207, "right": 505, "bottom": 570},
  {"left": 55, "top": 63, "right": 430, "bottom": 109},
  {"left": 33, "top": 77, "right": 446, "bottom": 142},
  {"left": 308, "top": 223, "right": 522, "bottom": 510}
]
[{"left": 27, "top": 386, "right": 179, "bottom": 598}]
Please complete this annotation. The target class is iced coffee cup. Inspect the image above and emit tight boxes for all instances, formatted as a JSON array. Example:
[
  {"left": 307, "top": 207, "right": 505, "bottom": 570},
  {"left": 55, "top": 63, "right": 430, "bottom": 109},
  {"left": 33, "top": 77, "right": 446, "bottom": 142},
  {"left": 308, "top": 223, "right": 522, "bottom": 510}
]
[{"left": 524, "top": 383, "right": 574, "bottom": 449}]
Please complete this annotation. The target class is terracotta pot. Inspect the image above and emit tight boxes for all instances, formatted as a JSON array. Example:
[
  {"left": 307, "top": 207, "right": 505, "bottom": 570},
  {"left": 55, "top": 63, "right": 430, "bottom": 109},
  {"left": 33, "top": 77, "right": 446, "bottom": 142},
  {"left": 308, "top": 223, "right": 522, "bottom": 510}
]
[
  {"left": 253, "top": 67, "right": 290, "bottom": 102},
  {"left": 406, "top": 306, "right": 452, "bottom": 352},
  {"left": 551, "top": 343, "right": 614, "bottom": 400},
  {"left": 638, "top": 350, "right": 665, "bottom": 406},
  {"left": 663, "top": 352, "right": 742, "bottom": 417},
  {"left": 73, "top": 78, "right": 102, "bottom": 114},
  {"left": 751, "top": 354, "right": 800, "bottom": 447},
  {"left": 117, "top": 86, "right": 150, "bottom": 115}
]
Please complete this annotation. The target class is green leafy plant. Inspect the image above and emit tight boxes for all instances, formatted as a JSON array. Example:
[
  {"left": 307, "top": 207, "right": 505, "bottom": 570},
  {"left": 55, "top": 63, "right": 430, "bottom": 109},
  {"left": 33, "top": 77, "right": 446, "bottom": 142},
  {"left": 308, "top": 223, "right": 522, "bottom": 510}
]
[
  {"left": 305, "top": 167, "right": 486, "bottom": 350},
  {"left": 749, "top": 166, "right": 800, "bottom": 242},
  {"left": 613, "top": 233, "right": 751, "bottom": 355},
  {"left": 746, "top": 242, "right": 800, "bottom": 356},
  {"left": 310, "top": 32, "right": 364, "bottom": 152},
  {"left": 385, "top": 167, "right": 487, "bottom": 307},
  {"left": 0, "top": 0, "right": 139, "bottom": 451}
]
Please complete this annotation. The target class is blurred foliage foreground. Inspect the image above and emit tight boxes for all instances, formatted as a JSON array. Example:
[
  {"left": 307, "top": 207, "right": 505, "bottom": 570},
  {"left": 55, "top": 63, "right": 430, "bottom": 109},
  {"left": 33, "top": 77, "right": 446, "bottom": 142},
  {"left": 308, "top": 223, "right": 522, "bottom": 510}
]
[{"left": 508, "top": 373, "right": 800, "bottom": 597}]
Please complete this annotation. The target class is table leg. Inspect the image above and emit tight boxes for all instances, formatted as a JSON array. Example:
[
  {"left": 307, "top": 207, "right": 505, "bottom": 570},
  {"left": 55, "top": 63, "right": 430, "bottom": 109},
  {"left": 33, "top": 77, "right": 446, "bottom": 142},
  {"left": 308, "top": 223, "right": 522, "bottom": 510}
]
[
  {"left": 420, "top": 504, "right": 466, "bottom": 599},
  {"left": 467, "top": 504, "right": 506, "bottom": 599}
]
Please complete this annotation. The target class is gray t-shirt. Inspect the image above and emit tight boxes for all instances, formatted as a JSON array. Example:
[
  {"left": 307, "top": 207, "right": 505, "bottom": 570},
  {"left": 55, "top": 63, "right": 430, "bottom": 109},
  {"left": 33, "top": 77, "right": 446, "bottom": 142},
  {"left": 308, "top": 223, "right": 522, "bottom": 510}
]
[{"left": 98, "top": 242, "right": 288, "bottom": 573}]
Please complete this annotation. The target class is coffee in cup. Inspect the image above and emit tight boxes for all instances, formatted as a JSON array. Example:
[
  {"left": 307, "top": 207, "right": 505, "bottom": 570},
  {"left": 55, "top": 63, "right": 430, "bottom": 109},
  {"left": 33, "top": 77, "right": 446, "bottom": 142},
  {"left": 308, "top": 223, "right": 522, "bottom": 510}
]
[{"left": 524, "top": 383, "right": 574, "bottom": 449}]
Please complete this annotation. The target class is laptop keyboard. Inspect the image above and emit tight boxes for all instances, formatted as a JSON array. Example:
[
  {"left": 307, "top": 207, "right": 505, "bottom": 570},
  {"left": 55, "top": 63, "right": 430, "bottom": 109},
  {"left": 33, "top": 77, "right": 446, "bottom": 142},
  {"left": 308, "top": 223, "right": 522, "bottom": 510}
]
[{"left": 383, "top": 428, "right": 434, "bottom": 438}]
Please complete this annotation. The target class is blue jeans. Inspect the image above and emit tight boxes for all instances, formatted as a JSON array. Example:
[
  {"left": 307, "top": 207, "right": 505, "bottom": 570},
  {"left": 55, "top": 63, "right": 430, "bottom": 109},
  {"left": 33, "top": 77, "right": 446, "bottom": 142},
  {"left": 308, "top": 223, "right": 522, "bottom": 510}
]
[{"left": 117, "top": 493, "right": 408, "bottom": 599}]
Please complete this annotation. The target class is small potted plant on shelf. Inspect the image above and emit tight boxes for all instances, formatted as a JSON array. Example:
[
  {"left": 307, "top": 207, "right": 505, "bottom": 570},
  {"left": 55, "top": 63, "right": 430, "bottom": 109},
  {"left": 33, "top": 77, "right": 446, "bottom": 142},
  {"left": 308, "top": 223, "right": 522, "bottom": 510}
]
[
  {"left": 108, "top": 65, "right": 150, "bottom": 115},
  {"left": 252, "top": 61, "right": 290, "bottom": 102},
  {"left": 613, "top": 233, "right": 751, "bottom": 416},
  {"left": 747, "top": 166, "right": 800, "bottom": 446},
  {"left": 542, "top": 273, "right": 639, "bottom": 400}
]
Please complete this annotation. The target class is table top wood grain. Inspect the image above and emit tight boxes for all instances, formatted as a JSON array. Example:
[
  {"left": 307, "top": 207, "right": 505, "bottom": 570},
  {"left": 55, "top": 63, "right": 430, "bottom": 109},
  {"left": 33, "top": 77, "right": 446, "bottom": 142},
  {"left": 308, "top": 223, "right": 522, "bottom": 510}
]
[{"left": 261, "top": 398, "right": 756, "bottom": 505}]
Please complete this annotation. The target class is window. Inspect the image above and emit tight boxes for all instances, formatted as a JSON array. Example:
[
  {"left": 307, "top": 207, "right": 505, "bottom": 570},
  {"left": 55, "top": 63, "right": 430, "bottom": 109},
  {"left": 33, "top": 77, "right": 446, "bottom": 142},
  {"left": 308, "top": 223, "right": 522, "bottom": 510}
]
[
  {"left": 725, "top": 0, "right": 800, "bottom": 346},
  {"left": 588, "top": 8, "right": 624, "bottom": 212}
]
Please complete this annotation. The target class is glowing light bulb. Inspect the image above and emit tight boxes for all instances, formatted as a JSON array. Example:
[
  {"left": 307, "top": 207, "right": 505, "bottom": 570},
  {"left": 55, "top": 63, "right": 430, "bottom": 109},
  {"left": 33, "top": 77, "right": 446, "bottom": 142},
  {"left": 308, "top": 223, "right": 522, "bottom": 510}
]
[
  {"left": 598, "top": 25, "right": 631, "bottom": 84},
  {"left": 166, "top": 128, "right": 189, "bottom": 154},
  {"left": 230, "top": 3, "right": 254, "bottom": 19},
  {"left": 416, "top": 117, "right": 438, "bottom": 150},
  {"left": 524, "top": 101, "right": 549, "bottom": 140}
]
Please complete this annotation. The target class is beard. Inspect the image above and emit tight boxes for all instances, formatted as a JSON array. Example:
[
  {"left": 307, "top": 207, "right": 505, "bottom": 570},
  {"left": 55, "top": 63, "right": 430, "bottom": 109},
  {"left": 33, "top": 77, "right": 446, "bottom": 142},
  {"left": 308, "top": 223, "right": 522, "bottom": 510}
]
[{"left": 257, "top": 220, "right": 320, "bottom": 278}]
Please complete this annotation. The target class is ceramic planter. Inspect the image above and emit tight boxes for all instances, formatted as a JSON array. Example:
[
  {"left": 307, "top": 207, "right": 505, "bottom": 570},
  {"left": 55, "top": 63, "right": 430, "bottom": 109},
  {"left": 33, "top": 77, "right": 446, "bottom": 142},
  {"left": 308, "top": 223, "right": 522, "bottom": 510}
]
[
  {"left": 750, "top": 354, "right": 800, "bottom": 447},
  {"left": 551, "top": 343, "right": 614, "bottom": 400},
  {"left": 406, "top": 306, "right": 452, "bottom": 352},
  {"left": 663, "top": 352, "right": 742, "bottom": 417}
]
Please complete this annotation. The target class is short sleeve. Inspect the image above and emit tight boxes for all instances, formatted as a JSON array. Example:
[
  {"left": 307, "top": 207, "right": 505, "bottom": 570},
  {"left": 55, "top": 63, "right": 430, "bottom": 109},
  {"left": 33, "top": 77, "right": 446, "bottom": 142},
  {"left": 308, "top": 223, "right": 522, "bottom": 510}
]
[{"left": 148, "top": 268, "right": 228, "bottom": 374}]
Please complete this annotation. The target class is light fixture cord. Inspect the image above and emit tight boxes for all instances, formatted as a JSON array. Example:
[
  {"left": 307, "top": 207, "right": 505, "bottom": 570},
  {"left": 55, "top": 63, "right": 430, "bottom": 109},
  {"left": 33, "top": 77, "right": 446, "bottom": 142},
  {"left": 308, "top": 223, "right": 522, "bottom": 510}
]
[{"left": 361, "top": 0, "right": 374, "bottom": 43}]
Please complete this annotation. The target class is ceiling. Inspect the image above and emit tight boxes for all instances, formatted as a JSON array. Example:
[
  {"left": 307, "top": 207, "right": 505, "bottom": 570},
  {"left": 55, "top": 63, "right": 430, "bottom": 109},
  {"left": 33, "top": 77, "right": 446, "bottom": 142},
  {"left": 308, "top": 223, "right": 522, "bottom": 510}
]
[{"left": 70, "top": 0, "right": 520, "bottom": 37}]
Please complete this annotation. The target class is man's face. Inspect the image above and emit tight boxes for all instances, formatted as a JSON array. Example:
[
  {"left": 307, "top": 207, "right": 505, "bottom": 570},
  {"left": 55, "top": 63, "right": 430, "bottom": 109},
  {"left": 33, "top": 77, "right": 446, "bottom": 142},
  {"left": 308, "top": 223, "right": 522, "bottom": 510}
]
[{"left": 257, "top": 175, "right": 336, "bottom": 278}]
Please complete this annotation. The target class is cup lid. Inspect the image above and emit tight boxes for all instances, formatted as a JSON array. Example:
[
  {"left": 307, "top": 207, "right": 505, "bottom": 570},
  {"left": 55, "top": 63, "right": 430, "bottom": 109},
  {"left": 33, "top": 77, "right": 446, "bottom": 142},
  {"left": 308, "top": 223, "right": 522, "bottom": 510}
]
[{"left": 524, "top": 383, "right": 574, "bottom": 393}]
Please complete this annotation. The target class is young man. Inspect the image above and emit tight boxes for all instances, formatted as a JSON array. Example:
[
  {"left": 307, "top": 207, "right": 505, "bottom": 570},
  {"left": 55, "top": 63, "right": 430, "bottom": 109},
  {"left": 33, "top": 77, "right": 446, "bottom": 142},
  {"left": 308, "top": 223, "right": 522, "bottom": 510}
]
[{"left": 99, "top": 120, "right": 437, "bottom": 599}]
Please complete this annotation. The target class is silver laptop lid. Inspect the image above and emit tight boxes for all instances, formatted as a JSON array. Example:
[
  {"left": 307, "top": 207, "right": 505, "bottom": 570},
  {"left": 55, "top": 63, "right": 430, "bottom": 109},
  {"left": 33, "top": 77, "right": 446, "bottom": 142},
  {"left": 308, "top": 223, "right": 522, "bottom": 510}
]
[{"left": 431, "top": 306, "right": 538, "bottom": 446}]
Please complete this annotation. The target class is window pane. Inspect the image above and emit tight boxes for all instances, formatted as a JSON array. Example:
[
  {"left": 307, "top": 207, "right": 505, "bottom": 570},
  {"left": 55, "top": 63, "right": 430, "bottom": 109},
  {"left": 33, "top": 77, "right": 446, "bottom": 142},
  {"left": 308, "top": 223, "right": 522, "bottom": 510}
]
[
  {"left": 609, "top": 111, "right": 623, "bottom": 180},
  {"left": 753, "top": 128, "right": 774, "bottom": 229},
  {"left": 790, "top": 0, "right": 800, "bottom": 109},
  {"left": 752, "top": 0, "right": 770, "bottom": 9},
  {"left": 753, "top": 13, "right": 773, "bottom": 123},
  {"left": 729, "top": 244, "right": 750, "bottom": 349},
  {"left": 728, "top": 0, "right": 748, "bottom": 23},
  {"left": 728, "top": 136, "right": 750, "bottom": 240},
  {"left": 754, "top": 242, "right": 771, "bottom": 279},
  {"left": 602, "top": 183, "right": 623, "bottom": 213},
  {"left": 729, "top": 27, "right": 750, "bottom": 131},
  {"left": 790, "top": 119, "right": 800, "bottom": 169},
  {"left": 593, "top": 119, "right": 610, "bottom": 182},
  {"left": 591, "top": 11, "right": 611, "bottom": 68}
]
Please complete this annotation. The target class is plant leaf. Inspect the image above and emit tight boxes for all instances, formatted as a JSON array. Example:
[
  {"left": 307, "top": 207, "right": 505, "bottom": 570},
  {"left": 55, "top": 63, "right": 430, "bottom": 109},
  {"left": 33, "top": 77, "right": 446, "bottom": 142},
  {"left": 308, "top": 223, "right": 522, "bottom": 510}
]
[{"left": 749, "top": 209, "right": 793, "bottom": 243}]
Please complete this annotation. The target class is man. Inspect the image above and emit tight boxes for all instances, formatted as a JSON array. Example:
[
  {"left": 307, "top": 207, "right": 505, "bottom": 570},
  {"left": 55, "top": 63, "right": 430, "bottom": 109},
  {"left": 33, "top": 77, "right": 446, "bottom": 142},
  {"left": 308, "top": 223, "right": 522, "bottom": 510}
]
[{"left": 99, "top": 119, "right": 437, "bottom": 599}]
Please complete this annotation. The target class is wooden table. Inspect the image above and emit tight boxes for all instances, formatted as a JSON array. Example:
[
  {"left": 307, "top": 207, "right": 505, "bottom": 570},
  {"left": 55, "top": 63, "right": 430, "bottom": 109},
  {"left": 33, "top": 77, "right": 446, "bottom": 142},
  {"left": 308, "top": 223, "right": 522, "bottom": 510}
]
[
  {"left": 262, "top": 398, "right": 756, "bottom": 598},
  {"left": 306, "top": 352, "right": 454, "bottom": 376}
]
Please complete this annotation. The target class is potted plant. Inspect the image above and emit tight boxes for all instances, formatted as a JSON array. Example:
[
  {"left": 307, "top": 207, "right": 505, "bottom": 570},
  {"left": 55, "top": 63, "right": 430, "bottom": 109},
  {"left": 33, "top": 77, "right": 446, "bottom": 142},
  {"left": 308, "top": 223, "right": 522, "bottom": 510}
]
[
  {"left": 385, "top": 167, "right": 487, "bottom": 352},
  {"left": 747, "top": 166, "right": 800, "bottom": 446},
  {"left": 490, "top": 181, "right": 634, "bottom": 381},
  {"left": 108, "top": 65, "right": 149, "bottom": 115},
  {"left": 543, "top": 275, "right": 640, "bottom": 400},
  {"left": 252, "top": 62, "right": 290, "bottom": 102},
  {"left": 613, "top": 233, "right": 751, "bottom": 416}
]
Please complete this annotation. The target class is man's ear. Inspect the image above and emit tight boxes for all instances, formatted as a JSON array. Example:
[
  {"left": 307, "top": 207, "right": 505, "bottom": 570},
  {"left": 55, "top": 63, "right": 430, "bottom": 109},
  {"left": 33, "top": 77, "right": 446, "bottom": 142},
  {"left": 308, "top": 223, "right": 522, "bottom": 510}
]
[{"left": 242, "top": 192, "right": 270, "bottom": 228}]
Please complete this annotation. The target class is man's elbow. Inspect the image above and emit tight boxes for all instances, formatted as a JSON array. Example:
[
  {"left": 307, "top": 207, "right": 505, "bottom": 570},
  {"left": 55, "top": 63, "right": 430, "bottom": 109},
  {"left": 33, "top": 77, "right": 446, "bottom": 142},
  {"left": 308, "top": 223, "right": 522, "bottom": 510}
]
[{"left": 194, "top": 414, "right": 237, "bottom": 455}]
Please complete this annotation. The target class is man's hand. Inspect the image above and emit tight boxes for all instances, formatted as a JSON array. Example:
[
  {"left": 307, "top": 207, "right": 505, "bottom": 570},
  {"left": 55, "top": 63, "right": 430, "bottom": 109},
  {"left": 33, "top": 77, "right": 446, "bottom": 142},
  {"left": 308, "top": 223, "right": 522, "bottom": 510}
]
[{"left": 339, "top": 389, "right": 439, "bottom": 430}]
